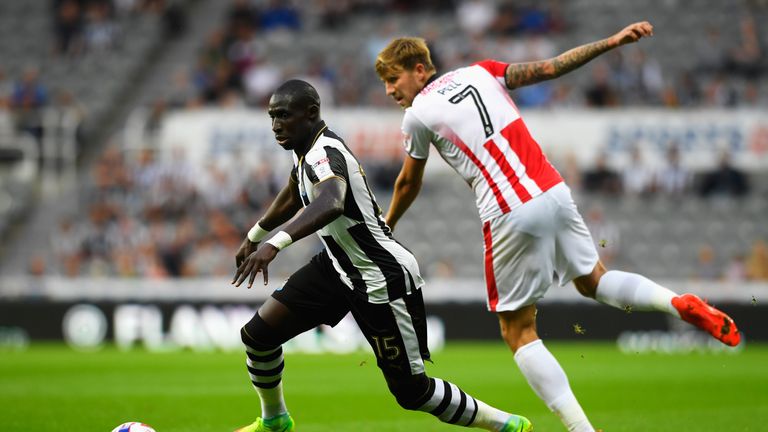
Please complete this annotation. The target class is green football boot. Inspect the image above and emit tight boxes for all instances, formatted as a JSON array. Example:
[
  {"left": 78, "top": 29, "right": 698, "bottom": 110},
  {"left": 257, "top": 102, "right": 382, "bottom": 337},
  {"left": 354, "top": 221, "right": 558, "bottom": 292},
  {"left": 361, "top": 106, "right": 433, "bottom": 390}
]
[
  {"left": 234, "top": 413, "right": 295, "bottom": 432},
  {"left": 500, "top": 414, "right": 533, "bottom": 432}
]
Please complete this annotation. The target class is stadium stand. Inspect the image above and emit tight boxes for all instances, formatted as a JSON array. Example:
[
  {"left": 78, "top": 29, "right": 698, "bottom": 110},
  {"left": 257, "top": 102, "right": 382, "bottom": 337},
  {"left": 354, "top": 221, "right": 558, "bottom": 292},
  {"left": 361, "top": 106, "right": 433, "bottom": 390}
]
[{"left": 0, "top": 0, "right": 766, "bottom": 288}]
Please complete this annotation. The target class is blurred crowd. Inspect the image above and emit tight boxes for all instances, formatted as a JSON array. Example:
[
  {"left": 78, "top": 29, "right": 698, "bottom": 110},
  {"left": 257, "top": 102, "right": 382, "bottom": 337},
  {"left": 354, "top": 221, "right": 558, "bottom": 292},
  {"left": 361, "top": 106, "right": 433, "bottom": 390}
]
[
  {"left": 3, "top": 0, "right": 767, "bottom": 281},
  {"left": 43, "top": 146, "right": 282, "bottom": 278},
  {"left": 33, "top": 140, "right": 768, "bottom": 282},
  {"left": 574, "top": 146, "right": 751, "bottom": 199},
  {"left": 53, "top": 0, "right": 186, "bottom": 57},
  {"left": 152, "top": 0, "right": 767, "bottom": 111}
]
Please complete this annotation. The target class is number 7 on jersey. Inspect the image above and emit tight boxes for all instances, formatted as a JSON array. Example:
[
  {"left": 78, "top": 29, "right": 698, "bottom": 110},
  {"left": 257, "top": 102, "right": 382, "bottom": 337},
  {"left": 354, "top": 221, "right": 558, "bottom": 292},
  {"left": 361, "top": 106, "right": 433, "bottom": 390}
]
[{"left": 449, "top": 85, "right": 494, "bottom": 138}]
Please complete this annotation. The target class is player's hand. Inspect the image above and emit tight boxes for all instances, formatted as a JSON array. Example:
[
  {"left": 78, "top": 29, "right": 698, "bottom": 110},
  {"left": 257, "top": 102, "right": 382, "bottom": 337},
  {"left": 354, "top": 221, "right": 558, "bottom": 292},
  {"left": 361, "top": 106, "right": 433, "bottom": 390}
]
[
  {"left": 232, "top": 244, "right": 279, "bottom": 288},
  {"left": 612, "top": 21, "right": 653, "bottom": 46},
  {"left": 235, "top": 237, "right": 258, "bottom": 268}
]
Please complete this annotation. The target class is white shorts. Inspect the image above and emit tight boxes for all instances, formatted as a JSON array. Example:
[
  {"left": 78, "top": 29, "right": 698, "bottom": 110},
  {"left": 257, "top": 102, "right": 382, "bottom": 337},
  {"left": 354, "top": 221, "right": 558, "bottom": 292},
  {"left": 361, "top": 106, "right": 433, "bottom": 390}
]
[{"left": 482, "top": 183, "right": 599, "bottom": 312}]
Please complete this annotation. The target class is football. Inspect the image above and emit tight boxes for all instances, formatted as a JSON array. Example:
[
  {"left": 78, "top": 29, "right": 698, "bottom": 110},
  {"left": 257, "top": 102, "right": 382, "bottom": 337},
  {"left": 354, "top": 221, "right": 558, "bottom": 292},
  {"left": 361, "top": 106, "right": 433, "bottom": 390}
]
[{"left": 111, "top": 422, "right": 157, "bottom": 432}]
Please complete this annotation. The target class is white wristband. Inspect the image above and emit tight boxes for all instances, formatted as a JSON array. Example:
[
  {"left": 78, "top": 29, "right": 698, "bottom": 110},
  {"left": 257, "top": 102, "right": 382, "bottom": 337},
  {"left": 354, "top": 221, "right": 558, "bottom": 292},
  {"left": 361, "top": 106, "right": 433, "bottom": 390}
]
[
  {"left": 266, "top": 231, "right": 293, "bottom": 250},
  {"left": 247, "top": 222, "right": 270, "bottom": 242}
]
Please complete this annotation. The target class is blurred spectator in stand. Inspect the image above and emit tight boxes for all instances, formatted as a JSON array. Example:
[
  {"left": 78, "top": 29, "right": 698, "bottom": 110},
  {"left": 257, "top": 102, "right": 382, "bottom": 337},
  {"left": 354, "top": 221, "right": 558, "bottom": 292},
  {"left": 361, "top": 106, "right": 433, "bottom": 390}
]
[
  {"left": 456, "top": 0, "right": 496, "bottom": 38},
  {"left": 490, "top": 2, "right": 520, "bottom": 35},
  {"left": 703, "top": 73, "right": 738, "bottom": 107},
  {"left": 51, "top": 89, "right": 87, "bottom": 155},
  {"left": 693, "top": 244, "right": 720, "bottom": 280},
  {"left": 622, "top": 145, "right": 654, "bottom": 197},
  {"left": 628, "top": 48, "right": 664, "bottom": 104},
  {"left": 655, "top": 144, "right": 690, "bottom": 197},
  {"left": 240, "top": 162, "right": 278, "bottom": 211},
  {"left": 228, "top": 0, "right": 258, "bottom": 29},
  {"left": 673, "top": 71, "right": 702, "bottom": 107},
  {"left": 517, "top": 2, "right": 565, "bottom": 34},
  {"left": 582, "top": 152, "right": 621, "bottom": 195},
  {"left": 693, "top": 27, "right": 726, "bottom": 77},
  {"left": 10, "top": 67, "right": 49, "bottom": 161},
  {"left": 51, "top": 216, "right": 84, "bottom": 276},
  {"left": 199, "top": 29, "right": 228, "bottom": 73},
  {"left": 584, "top": 62, "right": 618, "bottom": 107},
  {"left": 197, "top": 163, "right": 240, "bottom": 209},
  {"left": 28, "top": 255, "right": 48, "bottom": 277},
  {"left": 316, "top": 0, "right": 353, "bottom": 30},
  {"left": 182, "top": 234, "right": 228, "bottom": 276},
  {"left": 203, "top": 61, "right": 242, "bottom": 104},
  {"left": 259, "top": 0, "right": 301, "bottom": 33},
  {"left": 83, "top": 1, "right": 120, "bottom": 53},
  {"left": 162, "top": 0, "right": 187, "bottom": 39},
  {"left": 585, "top": 205, "right": 621, "bottom": 266},
  {"left": 742, "top": 82, "right": 763, "bottom": 106},
  {"left": 724, "top": 15, "right": 763, "bottom": 80},
  {"left": 137, "top": 242, "right": 169, "bottom": 279},
  {"left": 132, "top": 148, "right": 160, "bottom": 189},
  {"left": 698, "top": 151, "right": 750, "bottom": 198},
  {"left": 723, "top": 253, "right": 747, "bottom": 283},
  {"left": 243, "top": 58, "right": 282, "bottom": 106},
  {"left": 80, "top": 202, "right": 114, "bottom": 276},
  {"left": 746, "top": 239, "right": 768, "bottom": 281},
  {"left": 53, "top": 0, "right": 84, "bottom": 56},
  {"left": 227, "top": 16, "right": 262, "bottom": 76}
]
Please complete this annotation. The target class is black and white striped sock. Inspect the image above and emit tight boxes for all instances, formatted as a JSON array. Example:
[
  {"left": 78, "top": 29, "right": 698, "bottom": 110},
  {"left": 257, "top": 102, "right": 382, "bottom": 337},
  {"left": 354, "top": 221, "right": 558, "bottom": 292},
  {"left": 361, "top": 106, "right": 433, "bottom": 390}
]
[
  {"left": 417, "top": 377, "right": 478, "bottom": 426},
  {"left": 244, "top": 344, "right": 287, "bottom": 419},
  {"left": 417, "top": 378, "right": 512, "bottom": 430}
]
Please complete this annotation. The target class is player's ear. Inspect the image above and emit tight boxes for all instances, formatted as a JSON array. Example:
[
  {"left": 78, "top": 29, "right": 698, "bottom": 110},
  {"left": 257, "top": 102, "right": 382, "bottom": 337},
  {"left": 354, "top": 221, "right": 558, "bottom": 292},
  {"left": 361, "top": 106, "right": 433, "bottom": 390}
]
[{"left": 307, "top": 104, "right": 320, "bottom": 121}]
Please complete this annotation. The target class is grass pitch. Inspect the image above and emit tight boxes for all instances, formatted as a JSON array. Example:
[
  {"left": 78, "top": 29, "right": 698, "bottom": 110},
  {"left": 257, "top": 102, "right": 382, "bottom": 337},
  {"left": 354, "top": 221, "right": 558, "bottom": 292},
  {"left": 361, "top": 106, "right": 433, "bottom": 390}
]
[{"left": 1, "top": 342, "right": 766, "bottom": 431}]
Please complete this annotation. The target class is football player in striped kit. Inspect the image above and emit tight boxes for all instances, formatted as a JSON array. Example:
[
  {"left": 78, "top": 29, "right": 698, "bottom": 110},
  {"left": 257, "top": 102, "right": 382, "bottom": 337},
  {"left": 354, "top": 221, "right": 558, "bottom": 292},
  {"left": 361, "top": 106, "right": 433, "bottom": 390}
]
[
  {"left": 375, "top": 22, "right": 740, "bottom": 432},
  {"left": 231, "top": 79, "right": 532, "bottom": 432}
]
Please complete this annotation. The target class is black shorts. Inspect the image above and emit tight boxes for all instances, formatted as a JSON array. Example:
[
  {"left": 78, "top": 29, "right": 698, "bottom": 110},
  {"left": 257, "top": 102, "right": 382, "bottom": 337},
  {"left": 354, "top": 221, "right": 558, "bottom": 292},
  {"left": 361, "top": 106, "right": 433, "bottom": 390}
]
[{"left": 272, "top": 251, "right": 431, "bottom": 377}]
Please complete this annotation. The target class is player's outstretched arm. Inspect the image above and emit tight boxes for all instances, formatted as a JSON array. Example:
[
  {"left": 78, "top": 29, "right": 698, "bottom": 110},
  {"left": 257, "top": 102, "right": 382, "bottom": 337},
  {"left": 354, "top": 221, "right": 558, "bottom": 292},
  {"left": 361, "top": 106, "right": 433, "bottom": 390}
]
[
  {"left": 386, "top": 155, "right": 427, "bottom": 230},
  {"left": 504, "top": 21, "right": 654, "bottom": 90}
]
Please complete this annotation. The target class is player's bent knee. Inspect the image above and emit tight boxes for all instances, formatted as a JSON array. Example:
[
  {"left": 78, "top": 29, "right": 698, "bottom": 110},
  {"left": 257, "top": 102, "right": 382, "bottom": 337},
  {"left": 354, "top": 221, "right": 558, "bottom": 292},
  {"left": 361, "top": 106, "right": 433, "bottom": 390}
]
[
  {"left": 240, "top": 314, "right": 281, "bottom": 351},
  {"left": 386, "top": 373, "right": 431, "bottom": 410}
]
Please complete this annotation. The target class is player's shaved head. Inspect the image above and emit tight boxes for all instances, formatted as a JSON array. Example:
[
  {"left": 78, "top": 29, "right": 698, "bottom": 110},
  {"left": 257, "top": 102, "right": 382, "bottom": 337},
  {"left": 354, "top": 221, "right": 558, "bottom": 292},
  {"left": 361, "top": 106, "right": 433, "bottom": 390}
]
[{"left": 273, "top": 79, "right": 321, "bottom": 111}]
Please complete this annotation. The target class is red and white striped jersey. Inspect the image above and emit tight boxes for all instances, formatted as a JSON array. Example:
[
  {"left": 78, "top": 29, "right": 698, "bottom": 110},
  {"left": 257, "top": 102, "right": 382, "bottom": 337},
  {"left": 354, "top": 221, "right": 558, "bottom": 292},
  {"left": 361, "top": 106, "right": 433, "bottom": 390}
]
[{"left": 402, "top": 59, "right": 563, "bottom": 222}]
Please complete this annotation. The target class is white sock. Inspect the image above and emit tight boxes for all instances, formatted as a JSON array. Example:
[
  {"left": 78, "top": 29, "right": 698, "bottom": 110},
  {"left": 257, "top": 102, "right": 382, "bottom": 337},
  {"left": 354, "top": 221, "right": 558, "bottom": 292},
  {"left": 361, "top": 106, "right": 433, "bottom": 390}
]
[
  {"left": 514, "top": 340, "right": 593, "bottom": 432},
  {"left": 258, "top": 381, "right": 287, "bottom": 419},
  {"left": 595, "top": 270, "right": 679, "bottom": 317},
  {"left": 473, "top": 399, "right": 516, "bottom": 431}
]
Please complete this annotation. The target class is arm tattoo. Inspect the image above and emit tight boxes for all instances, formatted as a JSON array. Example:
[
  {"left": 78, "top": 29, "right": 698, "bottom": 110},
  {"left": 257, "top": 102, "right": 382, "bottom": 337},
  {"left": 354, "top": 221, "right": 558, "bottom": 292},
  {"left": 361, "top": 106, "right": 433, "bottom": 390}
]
[{"left": 505, "top": 38, "right": 613, "bottom": 89}]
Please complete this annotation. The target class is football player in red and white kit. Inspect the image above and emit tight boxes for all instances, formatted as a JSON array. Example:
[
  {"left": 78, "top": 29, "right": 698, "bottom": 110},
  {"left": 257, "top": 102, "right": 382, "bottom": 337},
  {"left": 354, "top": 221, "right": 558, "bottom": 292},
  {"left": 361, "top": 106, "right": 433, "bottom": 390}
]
[{"left": 375, "top": 22, "right": 741, "bottom": 432}]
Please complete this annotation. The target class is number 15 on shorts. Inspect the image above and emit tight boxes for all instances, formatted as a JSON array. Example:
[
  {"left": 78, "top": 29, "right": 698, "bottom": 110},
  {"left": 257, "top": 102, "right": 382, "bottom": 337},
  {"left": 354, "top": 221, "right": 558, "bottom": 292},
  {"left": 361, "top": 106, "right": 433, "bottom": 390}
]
[{"left": 371, "top": 335, "right": 401, "bottom": 360}]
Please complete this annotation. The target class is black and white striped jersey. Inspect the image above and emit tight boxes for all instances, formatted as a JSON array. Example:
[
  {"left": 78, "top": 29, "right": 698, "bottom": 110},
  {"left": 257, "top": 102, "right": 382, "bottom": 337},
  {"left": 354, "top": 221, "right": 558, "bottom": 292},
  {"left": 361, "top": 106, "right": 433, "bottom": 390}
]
[{"left": 291, "top": 121, "right": 424, "bottom": 303}]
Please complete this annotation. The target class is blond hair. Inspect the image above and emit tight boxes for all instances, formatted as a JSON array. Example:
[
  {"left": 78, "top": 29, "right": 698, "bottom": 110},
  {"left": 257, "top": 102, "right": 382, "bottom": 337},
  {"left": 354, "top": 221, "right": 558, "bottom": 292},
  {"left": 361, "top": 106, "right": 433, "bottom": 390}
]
[{"left": 375, "top": 37, "right": 436, "bottom": 80}]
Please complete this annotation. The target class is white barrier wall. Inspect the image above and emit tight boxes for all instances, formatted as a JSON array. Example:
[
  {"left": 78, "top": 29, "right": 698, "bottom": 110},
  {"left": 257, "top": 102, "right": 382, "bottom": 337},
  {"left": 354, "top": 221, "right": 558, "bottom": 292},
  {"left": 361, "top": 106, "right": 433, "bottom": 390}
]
[{"left": 156, "top": 108, "right": 768, "bottom": 172}]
